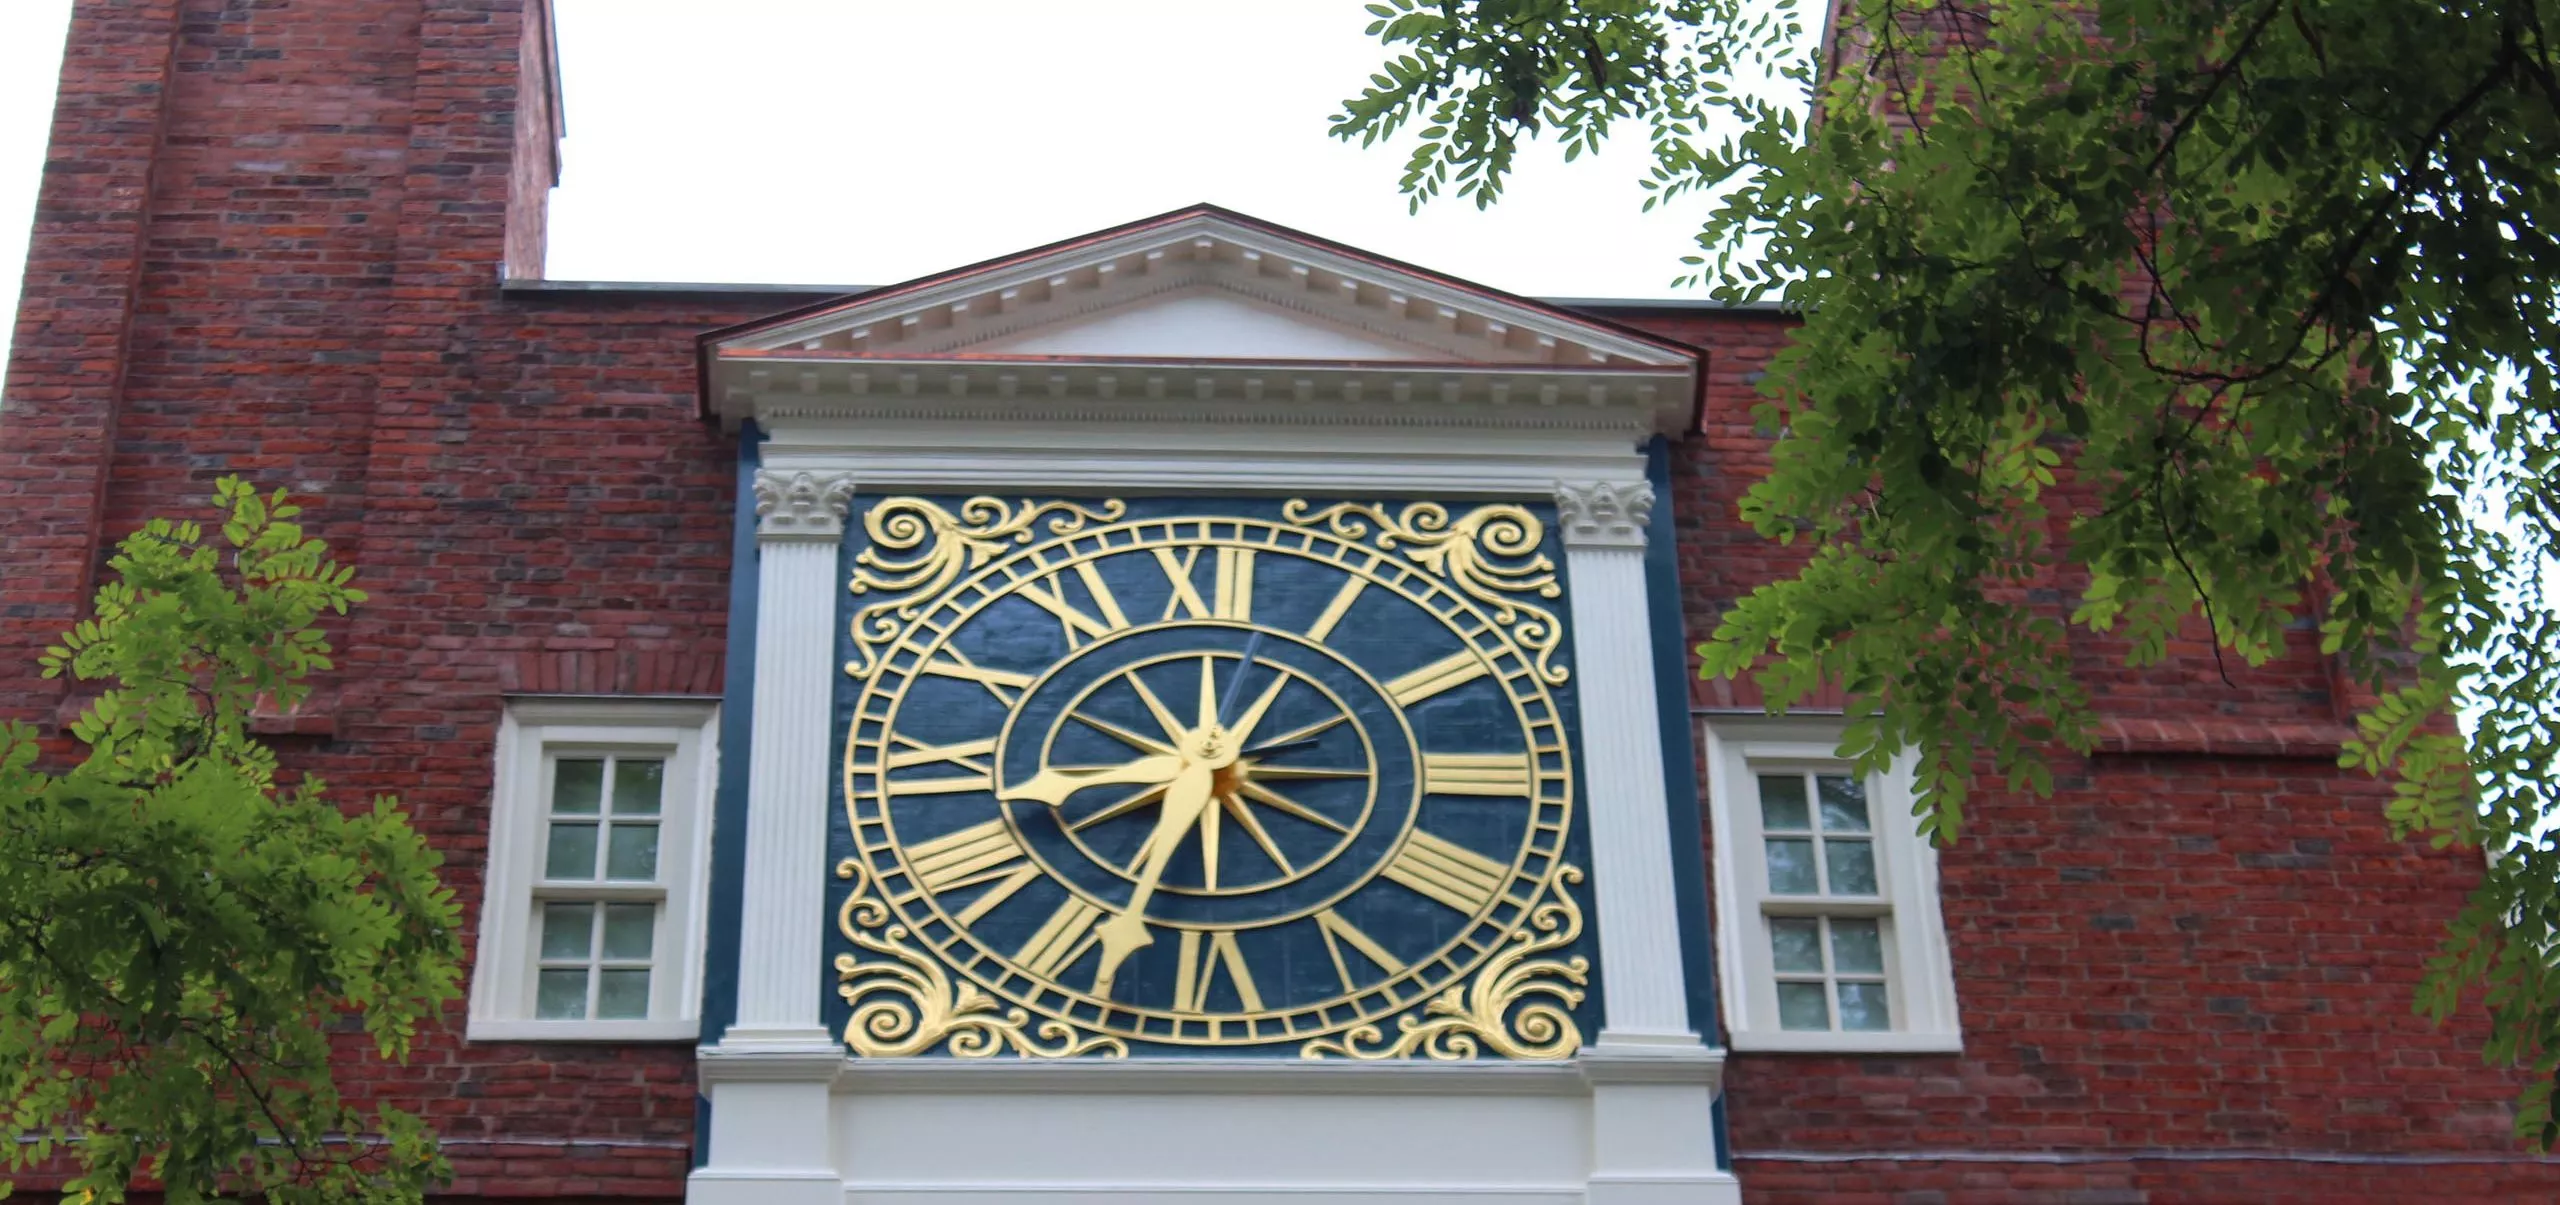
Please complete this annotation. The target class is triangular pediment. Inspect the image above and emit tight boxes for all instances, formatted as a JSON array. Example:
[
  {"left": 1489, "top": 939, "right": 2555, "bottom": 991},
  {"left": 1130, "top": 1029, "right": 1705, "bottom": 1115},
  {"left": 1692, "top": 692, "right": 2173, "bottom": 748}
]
[
  {"left": 706, "top": 206, "right": 1697, "bottom": 367},
  {"left": 699, "top": 205, "right": 1699, "bottom": 430}
]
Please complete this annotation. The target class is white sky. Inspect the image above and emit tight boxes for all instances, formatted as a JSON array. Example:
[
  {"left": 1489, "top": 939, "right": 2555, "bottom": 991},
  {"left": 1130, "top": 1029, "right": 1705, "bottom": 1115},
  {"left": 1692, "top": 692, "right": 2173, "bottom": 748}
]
[{"left": 1, "top": 2, "right": 1722, "bottom": 369}]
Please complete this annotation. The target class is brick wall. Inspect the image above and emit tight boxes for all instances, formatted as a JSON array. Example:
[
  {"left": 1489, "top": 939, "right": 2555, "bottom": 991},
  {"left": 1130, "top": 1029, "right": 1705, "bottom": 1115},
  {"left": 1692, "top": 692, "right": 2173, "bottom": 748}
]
[{"left": 0, "top": 2, "right": 730, "bottom": 1197}]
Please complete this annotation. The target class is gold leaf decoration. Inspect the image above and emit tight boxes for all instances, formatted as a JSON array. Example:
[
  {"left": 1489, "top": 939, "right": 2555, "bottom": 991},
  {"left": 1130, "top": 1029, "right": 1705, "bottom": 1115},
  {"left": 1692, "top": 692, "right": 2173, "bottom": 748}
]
[
  {"left": 844, "top": 496, "right": 1125, "bottom": 676},
  {"left": 1281, "top": 500, "right": 1567, "bottom": 684},
  {"left": 1301, "top": 866, "right": 1589, "bottom": 1061},
  {"left": 834, "top": 858, "right": 1126, "bottom": 1058}
]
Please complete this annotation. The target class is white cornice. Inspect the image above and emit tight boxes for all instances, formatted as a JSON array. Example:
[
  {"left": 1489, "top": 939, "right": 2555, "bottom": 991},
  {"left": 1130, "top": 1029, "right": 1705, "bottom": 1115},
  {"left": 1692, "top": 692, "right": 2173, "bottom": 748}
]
[{"left": 715, "top": 360, "right": 1688, "bottom": 435}]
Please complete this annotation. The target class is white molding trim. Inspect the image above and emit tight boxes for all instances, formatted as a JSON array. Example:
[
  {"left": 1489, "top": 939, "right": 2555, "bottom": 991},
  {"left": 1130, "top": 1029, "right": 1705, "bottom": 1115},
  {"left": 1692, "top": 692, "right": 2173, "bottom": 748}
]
[
  {"left": 715, "top": 362, "right": 1689, "bottom": 437},
  {"left": 1554, "top": 480, "right": 1654, "bottom": 549},
  {"left": 1699, "top": 715, "right": 1963, "bottom": 1054},
  {"left": 757, "top": 421, "right": 1650, "bottom": 499},
  {"left": 753, "top": 469, "right": 857, "bottom": 541}
]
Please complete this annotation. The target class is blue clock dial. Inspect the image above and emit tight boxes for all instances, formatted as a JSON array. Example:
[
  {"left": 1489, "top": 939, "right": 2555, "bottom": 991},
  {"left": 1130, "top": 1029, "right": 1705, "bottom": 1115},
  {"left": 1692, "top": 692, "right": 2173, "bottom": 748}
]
[{"left": 842, "top": 505, "right": 1578, "bottom": 1049}]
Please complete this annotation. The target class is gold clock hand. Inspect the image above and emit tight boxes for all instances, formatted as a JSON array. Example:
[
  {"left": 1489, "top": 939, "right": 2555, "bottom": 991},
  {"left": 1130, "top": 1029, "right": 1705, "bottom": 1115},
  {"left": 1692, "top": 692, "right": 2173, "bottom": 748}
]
[
  {"left": 1001, "top": 754, "right": 1184, "bottom": 807},
  {"left": 1092, "top": 760, "right": 1215, "bottom": 996}
]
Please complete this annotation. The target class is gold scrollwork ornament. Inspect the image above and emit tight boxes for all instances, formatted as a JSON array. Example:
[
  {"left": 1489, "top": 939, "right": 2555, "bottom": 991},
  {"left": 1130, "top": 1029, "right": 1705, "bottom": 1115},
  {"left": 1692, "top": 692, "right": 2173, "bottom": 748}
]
[
  {"left": 844, "top": 496, "right": 1127, "bottom": 675},
  {"left": 1301, "top": 866, "right": 1590, "bottom": 1061},
  {"left": 834, "top": 859, "right": 1126, "bottom": 1058},
  {"left": 1281, "top": 499, "right": 1567, "bottom": 685}
]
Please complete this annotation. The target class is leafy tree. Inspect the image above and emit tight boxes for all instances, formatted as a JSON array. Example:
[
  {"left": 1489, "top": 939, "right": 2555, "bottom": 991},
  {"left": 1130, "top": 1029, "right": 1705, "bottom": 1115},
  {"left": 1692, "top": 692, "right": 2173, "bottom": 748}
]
[
  {"left": 0, "top": 479, "right": 462, "bottom": 1202},
  {"left": 1339, "top": 0, "right": 2560, "bottom": 1139}
]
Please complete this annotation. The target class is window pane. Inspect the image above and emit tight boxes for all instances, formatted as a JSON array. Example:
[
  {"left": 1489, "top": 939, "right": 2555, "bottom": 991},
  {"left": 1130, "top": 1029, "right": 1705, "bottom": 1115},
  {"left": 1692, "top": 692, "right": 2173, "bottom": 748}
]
[
  {"left": 1770, "top": 917, "right": 1823, "bottom": 972},
  {"left": 596, "top": 969, "right": 651, "bottom": 1019},
  {"left": 1765, "top": 838, "right": 1818, "bottom": 894},
  {"left": 552, "top": 759, "right": 604, "bottom": 815},
  {"left": 544, "top": 822, "right": 599, "bottom": 880},
  {"left": 605, "top": 823, "right": 661, "bottom": 880},
  {"left": 1758, "top": 774, "right": 1811, "bottom": 831},
  {"left": 1830, "top": 917, "right": 1884, "bottom": 973},
  {"left": 601, "top": 903, "right": 656, "bottom": 960},
  {"left": 1825, "top": 839, "right": 1878, "bottom": 895},
  {"left": 536, "top": 969, "right": 589, "bottom": 1019},
  {"left": 1777, "top": 981, "right": 1830, "bottom": 1030},
  {"left": 611, "top": 759, "right": 665, "bottom": 816},
  {"left": 1837, "top": 980, "right": 1892, "bottom": 1031},
  {"left": 539, "top": 902, "right": 594, "bottom": 959},
  {"left": 1816, "top": 774, "right": 1870, "bottom": 832}
]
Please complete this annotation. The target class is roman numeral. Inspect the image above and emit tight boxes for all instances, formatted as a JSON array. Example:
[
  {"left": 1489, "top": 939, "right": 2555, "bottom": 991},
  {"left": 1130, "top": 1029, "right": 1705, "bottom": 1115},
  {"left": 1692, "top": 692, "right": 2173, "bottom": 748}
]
[
  {"left": 1422, "top": 752, "right": 1534, "bottom": 798},
  {"left": 1153, "top": 548, "right": 1210, "bottom": 620},
  {"left": 1212, "top": 548, "right": 1255, "bottom": 620},
  {"left": 1016, "top": 896, "right": 1104, "bottom": 981},
  {"left": 919, "top": 648, "right": 1032, "bottom": 706},
  {"left": 1314, "top": 908, "right": 1406, "bottom": 991},
  {"left": 906, "top": 818, "right": 1041, "bottom": 926},
  {"left": 1304, "top": 575, "right": 1367, "bottom": 641},
  {"left": 1383, "top": 650, "right": 1489, "bottom": 706},
  {"left": 1173, "top": 929, "right": 1263, "bottom": 1013},
  {"left": 1381, "top": 829, "right": 1510, "bottom": 915},
  {"left": 1152, "top": 547, "right": 1253, "bottom": 621},
  {"left": 1016, "top": 561, "right": 1129, "bottom": 647},
  {"left": 882, "top": 735, "right": 996, "bottom": 796}
]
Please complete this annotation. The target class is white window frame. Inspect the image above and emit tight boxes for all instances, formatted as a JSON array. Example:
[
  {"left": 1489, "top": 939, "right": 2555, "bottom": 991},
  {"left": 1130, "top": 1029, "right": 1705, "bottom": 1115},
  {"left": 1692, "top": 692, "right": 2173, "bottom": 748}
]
[
  {"left": 468, "top": 697, "right": 719, "bottom": 1041},
  {"left": 1702, "top": 715, "right": 1962, "bottom": 1053}
]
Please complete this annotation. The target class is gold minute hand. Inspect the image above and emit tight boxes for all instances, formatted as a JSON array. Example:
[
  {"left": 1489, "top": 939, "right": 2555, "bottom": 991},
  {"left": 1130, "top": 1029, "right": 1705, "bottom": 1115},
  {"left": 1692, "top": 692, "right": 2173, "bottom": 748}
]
[
  {"left": 1090, "top": 760, "right": 1215, "bottom": 996},
  {"left": 1000, "top": 754, "right": 1184, "bottom": 807}
]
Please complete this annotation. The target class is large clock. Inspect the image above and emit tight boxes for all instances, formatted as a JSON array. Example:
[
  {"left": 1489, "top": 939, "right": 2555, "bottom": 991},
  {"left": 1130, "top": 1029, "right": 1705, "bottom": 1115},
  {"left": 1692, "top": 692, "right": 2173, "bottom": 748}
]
[{"left": 832, "top": 496, "right": 1591, "bottom": 1057}]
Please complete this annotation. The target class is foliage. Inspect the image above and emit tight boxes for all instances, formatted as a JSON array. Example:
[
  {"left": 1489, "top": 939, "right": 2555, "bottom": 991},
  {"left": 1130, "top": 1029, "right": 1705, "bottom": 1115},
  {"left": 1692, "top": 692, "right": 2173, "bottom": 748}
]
[
  {"left": 1339, "top": 0, "right": 2560, "bottom": 1140},
  {"left": 0, "top": 480, "right": 463, "bottom": 1202}
]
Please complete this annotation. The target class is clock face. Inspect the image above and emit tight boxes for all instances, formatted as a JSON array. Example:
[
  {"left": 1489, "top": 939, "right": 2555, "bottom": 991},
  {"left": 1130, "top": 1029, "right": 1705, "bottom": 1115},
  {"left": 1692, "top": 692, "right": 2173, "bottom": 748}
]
[{"left": 838, "top": 499, "right": 1580, "bottom": 1051}]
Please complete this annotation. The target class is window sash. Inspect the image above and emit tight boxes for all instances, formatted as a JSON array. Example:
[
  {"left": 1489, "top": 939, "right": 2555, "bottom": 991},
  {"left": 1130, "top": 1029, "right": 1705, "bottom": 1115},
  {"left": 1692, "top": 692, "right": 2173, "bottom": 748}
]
[
  {"left": 1703, "top": 722, "right": 1962, "bottom": 1053},
  {"left": 466, "top": 701, "right": 716, "bottom": 1042}
]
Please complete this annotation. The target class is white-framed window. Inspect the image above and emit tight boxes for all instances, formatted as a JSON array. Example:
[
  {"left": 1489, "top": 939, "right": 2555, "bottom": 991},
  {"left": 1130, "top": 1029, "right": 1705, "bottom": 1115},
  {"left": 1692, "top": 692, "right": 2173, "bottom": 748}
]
[
  {"left": 468, "top": 698, "right": 718, "bottom": 1041},
  {"left": 1701, "top": 716, "right": 1962, "bottom": 1053}
]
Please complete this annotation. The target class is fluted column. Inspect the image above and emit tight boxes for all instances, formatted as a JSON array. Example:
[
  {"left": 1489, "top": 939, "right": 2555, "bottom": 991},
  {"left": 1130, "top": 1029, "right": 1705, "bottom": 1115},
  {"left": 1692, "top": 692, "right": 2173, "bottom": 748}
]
[
  {"left": 1556, "top": 479, "right": 1693, "bottom": 1042},
  {"left": 731, "top": 469, "right": 856, "bottom": 1038}
]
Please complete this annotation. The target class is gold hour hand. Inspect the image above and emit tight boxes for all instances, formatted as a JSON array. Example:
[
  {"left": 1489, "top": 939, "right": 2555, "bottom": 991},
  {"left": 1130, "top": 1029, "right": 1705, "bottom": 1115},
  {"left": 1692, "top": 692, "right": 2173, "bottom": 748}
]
[
  {"left": 1092, "top": 761, "right": 1215, "bottom": 995},
  {"left": 1001, "top": 754, "right": 1183, "bottom": 807}
]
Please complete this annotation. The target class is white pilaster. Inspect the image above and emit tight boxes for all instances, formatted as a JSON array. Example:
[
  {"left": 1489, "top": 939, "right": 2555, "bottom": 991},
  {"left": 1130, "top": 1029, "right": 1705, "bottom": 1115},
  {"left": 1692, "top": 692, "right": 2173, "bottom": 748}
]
[
  {"left": 690, "top": 470, "right": 856, "bottom": 1205},
  {"left": 733, "top": 468, "right": 857, "bottom": 1036},
  {"left": 1555, "top": 479, "right": 1692, "bottom": 1043}
]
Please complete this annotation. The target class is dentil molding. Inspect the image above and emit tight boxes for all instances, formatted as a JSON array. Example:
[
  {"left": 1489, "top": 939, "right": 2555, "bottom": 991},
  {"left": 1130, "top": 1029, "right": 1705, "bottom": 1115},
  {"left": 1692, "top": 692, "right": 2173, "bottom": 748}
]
[
  {"left": 1554, "top": 481, "right": 1654, "bottom": 549},
  {"left": 753, "top": 470, "right": 858, "bottom": 540}
]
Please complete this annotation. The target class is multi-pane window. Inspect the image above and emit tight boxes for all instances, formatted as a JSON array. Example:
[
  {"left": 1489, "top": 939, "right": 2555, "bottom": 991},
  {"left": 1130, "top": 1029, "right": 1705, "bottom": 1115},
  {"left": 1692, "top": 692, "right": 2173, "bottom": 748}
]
[
  {"left": 1704, "top": 721, "right": 1962, "bottom": 1053},
  {"left": 533, "top": 755, "right": 666, "bottom": 1021},
  {"left": 469, "top": 701, "right": 717, "bottom": 1041},
  {"left": 1758, "top": 771, "right": 1890, "bottom": 1033}
]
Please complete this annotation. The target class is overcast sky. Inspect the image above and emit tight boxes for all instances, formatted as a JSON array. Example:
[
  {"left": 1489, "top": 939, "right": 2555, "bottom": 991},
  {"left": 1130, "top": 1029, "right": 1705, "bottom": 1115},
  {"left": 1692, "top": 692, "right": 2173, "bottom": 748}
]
[{"left": 3, "top": 2, "right": 1729, "bottom": 368}]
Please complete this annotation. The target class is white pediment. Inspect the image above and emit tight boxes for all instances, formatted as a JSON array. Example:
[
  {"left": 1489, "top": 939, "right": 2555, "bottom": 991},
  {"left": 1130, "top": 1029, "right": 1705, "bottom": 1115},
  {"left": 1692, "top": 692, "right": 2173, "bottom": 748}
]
[
  {"left": 699, "top": 205, "right": 1700, "bottom": 432},
  {"left": 964, "top": 290, "right": 1438, "bottom": 361}
]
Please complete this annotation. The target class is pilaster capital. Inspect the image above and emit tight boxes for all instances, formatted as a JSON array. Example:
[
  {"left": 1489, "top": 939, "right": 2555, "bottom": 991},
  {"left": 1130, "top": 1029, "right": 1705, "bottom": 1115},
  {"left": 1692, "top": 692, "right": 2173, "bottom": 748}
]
[
  {"left": 1553, "top": 480, "right": 1654, "bottom": 550},
  {"left": 753, "top": 470, "right": 857, "bottom": 541}
]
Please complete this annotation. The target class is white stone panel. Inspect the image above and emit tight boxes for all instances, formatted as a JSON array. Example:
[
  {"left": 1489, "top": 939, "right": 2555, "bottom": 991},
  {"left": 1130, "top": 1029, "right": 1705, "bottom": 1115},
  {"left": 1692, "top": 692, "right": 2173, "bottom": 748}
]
[{"left": 966, "top": 290, "right": 1437, "bottom": 361}]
